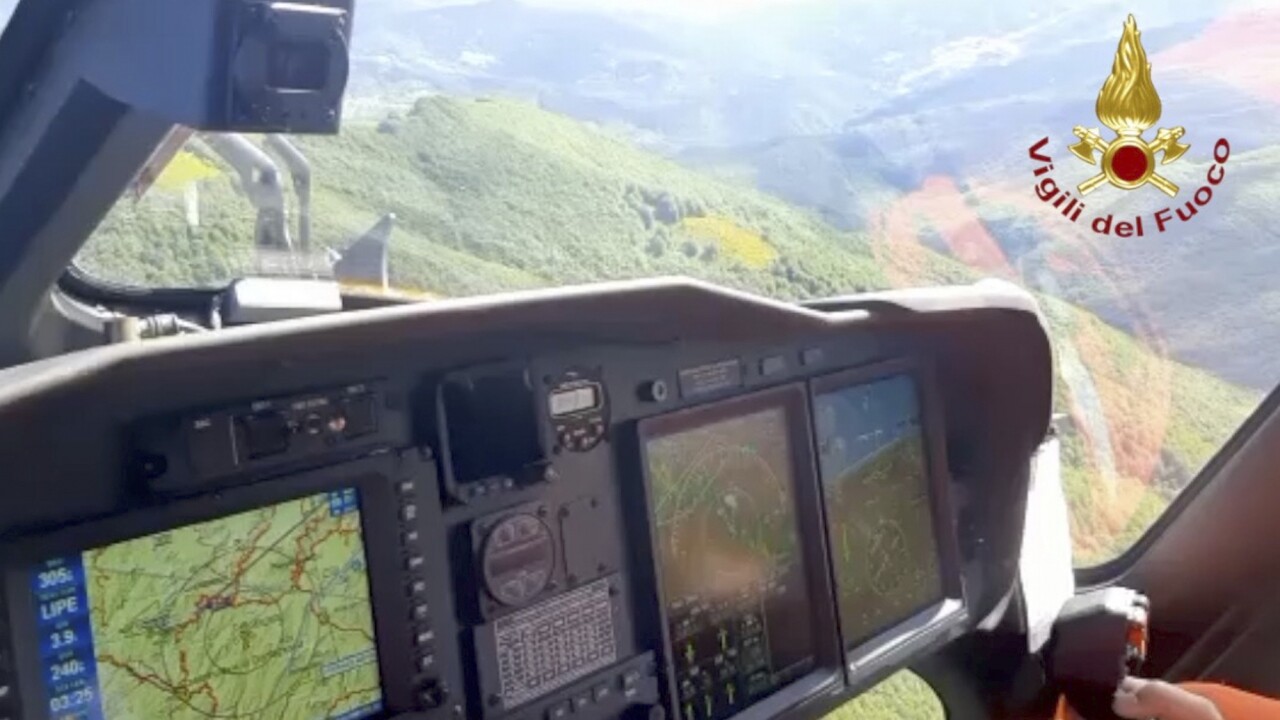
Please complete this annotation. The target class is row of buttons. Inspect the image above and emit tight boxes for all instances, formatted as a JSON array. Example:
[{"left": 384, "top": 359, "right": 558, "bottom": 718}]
[
  {"left": 545, "top": 669, "right": 644, "bottom": 719},
  {"left": 397, "top": 477, "right": 446, "bottom": 710},
  {"left": 641, "top": 347, "right": 826, "bottom": 407},
  {"left": 758, "top": 347, "right": 824, "bottom": 378},
  {"left": 465, "top": 476, "right": 517, "bottom": 499}
]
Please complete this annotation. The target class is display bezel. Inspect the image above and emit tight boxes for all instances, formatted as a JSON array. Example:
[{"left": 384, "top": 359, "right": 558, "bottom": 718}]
[
  {"left": 636, "top": 382, "right": 843, "bottom": 720},
  {"left": 809, "top": 358, "right": 968, "bottom": 680},
  {"left": 0, "top": 456, "right": 413, "bottom": 720}
]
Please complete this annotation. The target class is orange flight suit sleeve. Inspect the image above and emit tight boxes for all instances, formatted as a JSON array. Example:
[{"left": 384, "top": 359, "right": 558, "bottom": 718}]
[{"left": 1180, "top": 682, "right": 1280, "bottom": 720}]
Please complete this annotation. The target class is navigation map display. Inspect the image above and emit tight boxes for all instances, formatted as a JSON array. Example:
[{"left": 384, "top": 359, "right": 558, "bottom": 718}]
[
  {"left": 644, "top": 397, "right": 815, "bottom": 720},
  {"left": 28, "top": 489, "right": 383, "bottom": 720},
  {"left": 814, "top": 373, "right": 945, "bottom": 650}
]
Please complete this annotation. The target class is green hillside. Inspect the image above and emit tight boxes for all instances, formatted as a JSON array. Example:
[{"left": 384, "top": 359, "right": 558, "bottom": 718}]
[
  {"left": 1039, "top": 295, "right": 1259, "bottom": 563},
  {"left": 82, "top": 96, "right": 975, "bottom": 298},
  {"left": 77, "top": 95, "right": 1260, "bottom": 716},
  {"left": 82, "top": 95, "right": 1256, "bottom": 557}
]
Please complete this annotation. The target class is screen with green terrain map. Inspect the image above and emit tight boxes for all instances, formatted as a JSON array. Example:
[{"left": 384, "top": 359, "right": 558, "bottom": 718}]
[
  {"left": 645, "top": 402, "right": 815, "bottom": 720},
  {"left": 28, "top": 489, "right": 383, "bottom": 720},
  {"left": 814, "top": 375, "right": 944, "bottom": 650}
]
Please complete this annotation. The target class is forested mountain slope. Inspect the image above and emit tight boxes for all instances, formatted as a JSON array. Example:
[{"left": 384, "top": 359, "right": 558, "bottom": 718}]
[{"left": 81, "top": 96, "right": 1257, "bottom": 564}]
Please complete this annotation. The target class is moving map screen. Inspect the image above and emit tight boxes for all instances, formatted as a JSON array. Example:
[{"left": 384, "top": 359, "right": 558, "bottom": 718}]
[
  {"left": 645, "top": 399, "right": 815, "bottom": 720},
  {"left": 28, "top": 489, "right": 383, "bottom": 720},
  {"left": 814, "top": 373, "right": 945, "bottom": 650}
]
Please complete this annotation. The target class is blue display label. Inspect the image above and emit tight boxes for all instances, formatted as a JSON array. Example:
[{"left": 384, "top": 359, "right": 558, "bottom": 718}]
[
  {"left": 327, "top": 488, "right": 359, "bottom": 516},
  {"left": 32, "top": 558, "right": 83, "bottom": 594},
  {"left": 31, "top": 555, "right": 105, "bottom": 720},
  {"left": 38, "top": 618, "right": 95, "bottom": 659},
  {"left": 44, "top": 650, "right": 94, "bottom": 687},
  {"left": 36, "top": 592, "right": 86, "bottom": 624},
  {"left": 47, "top": 684, "right": 101, "bottom": 719}
]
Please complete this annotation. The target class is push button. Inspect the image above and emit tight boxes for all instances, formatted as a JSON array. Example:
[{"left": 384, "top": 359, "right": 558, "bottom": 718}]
[
  {"left": 188, "top": 415, "right": 238, "bottom": 474},
  {"left": 239, "top": 412, "right": 291, "bottom": 458},
  {"left": 418, "top": 679, "right": 448, "bottom": 708},
  {"left": 622, "top": 670, "right": 642, "bottom": 689},
  {"left": 759, "top": 355, "right": 786, "bottom": 376},
  {"left": 341, "top": 394, "right": 378, "bottom": 438}
]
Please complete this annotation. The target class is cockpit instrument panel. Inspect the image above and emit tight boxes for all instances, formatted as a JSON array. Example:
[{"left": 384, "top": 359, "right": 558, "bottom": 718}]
[
  {"left": 27, "top": 490, "right": 383, "bottom": 720},
  {"left": 0, "top": 280, "right": 1054, "bottom": 720},
  {"left": 811, "top": 362, "right": 966, "bottom": 672},
  {"left": 436, "top": 362, "right": 551, "bottom": 503},
  {"left": 546, "top": 368, "right": 609, "bottom": 453},
  {"left": 640, "top": 386, "right": 826, "bottom": 720},
  {"left": 2, "top": 460, "right": 428, "bottom": 720}
]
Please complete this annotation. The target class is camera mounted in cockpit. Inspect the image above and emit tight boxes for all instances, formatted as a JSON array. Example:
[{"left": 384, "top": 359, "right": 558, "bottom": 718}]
[{"left": 223, "top": 1, "right": 351, "bottom": 133}]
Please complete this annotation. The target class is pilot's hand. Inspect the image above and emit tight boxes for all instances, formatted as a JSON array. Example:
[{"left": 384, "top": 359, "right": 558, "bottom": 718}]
[{"left": 1113, "top": 677, "right": 1224, "bottom": 720}]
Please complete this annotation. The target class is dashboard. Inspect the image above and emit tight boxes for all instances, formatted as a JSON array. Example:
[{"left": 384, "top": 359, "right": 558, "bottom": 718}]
[{"left": 0, "top": 278, "right": 1052, "bottom": 720}]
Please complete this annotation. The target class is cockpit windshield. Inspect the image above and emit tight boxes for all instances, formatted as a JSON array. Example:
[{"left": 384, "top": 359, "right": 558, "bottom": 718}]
[{"left": 70, "top": 0, "right": 1277, "bottom": 566}]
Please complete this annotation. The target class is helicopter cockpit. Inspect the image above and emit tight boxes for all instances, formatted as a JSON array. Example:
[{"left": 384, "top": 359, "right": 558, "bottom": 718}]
[
  {"left": 3, "top": 273, "right": 1063, "bottom": 720},
  {"left": 0, "top": 2, "right": 1278, "bottom": 720}
]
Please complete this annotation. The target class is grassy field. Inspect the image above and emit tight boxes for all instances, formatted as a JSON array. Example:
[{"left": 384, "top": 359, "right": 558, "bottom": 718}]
[
  {"left": 78, "top": 95, "right": 1262, "bottom": 718},
  {"left": 827, "top": 672, "right": 945, "bottom": 719}
]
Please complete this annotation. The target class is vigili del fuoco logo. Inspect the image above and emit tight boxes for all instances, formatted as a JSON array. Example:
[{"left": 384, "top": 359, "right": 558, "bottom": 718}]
[{"left": 1028, "top": 14, "right": 1231, "bottom": 237}]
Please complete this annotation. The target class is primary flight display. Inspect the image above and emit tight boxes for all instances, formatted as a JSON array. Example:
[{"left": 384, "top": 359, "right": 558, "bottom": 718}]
[
  {"left": 645, "top": 401, "right": 815, "bottom": 720},
  {"left": 813, "top": 373, "right": 945, "bottom": 649},
  {"left": 29, "top": 489, "right": 383, "bottom": 720}
]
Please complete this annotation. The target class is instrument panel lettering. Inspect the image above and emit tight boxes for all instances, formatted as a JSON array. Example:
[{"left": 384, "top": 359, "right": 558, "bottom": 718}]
[
  {"left": 678, "top": 360, "right": 743, "bottom": 399},
  {"left": 494, "top": 578, "right": 617, "bottom": 709}
]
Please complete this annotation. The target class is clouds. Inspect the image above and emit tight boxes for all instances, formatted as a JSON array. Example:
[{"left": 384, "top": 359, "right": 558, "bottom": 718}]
[
  {"left": 526, "top": 0, "right": 820, "bottom": 20},
  {"left": 896, "top": 34, "right": 1025, "bottom": 92},
  {"left": 385, "top": 0, "right": 829, "bottom": 23}
]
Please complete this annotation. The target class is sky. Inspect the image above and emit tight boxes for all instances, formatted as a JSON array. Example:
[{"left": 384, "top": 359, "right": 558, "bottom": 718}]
[
  {"left": 395, "top": 0, "right": 826, "bottom": 21},
  {"left": 527, "top": 0, "right": 814, "bottom": 13}
]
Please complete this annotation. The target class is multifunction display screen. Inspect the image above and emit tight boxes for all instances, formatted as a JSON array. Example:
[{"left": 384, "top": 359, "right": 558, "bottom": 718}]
[
  {"left": 814, "top": 374, "right": 945, "bottom": 649},
  {"left": 29, "top": 489, "right": 383, "bottom": 720},
  {"left": 645, "top": 402, "right": 815, "bottom": 720}
]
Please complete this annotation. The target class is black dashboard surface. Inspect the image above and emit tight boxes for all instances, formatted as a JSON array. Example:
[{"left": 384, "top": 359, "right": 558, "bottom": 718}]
[{"left": 0, "top": 278, "right": 1052, "bottom": 720}]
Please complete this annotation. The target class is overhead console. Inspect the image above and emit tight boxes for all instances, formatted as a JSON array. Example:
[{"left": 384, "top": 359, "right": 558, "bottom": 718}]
[{"left": 0, "top": 279, "right": 1052, "bottom": 720}]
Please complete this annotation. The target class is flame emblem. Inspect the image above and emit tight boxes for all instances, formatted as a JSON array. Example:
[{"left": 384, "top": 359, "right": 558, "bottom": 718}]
[{"left": 1068, "top": 15, "right": 1190, "bottom": 196}]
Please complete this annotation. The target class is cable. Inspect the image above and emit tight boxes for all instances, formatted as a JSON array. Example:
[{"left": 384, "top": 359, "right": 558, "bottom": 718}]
[{"left": 137, "top": 313, "right": 208, "bottom": 338}]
